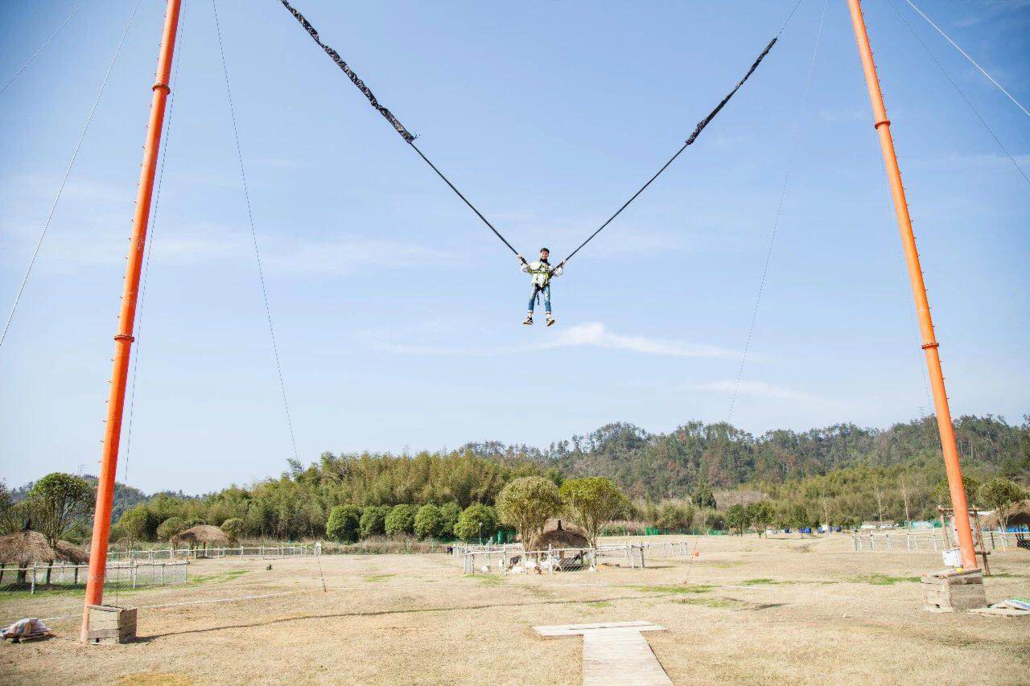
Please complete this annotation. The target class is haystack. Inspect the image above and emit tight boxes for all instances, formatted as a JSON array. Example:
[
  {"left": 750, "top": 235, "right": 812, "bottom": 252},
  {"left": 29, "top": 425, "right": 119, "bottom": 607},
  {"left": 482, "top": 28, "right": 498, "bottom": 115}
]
[
  {"left": 0, "top": 530, "right": 89, "bottom": 566},
  {"left": 528, "top": 521, "right": 589, "bottom": 551},
  {"left": 171, "top": 525, "right": 228, "bottom": 548}
]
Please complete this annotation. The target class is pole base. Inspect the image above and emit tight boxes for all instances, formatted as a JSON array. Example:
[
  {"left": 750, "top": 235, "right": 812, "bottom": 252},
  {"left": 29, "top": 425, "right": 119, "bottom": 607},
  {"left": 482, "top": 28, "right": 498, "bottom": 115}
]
[
  {"left": 85, "top": 605, "right": 137, "bottom": 644},
  {"left": 922, "top": 569, "right": 986, "bottom": 613}
]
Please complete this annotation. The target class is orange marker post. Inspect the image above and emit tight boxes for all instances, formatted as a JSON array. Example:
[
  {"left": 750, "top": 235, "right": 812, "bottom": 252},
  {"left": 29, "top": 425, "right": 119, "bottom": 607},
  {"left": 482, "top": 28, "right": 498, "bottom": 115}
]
[
  {"left": 846, "top": 0, "right": 977, "bottom": 570},
  {"left": 81, "top": 0, "right": 183, "bottom": 642}
]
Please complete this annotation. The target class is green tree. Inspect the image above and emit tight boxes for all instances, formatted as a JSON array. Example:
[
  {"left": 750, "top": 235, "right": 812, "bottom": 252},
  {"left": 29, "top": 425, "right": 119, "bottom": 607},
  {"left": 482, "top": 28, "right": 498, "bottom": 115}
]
[
  {"left": 385, "top": 504, "right": 416, "bottom": 536},
  {"left": 977, "top": 478, "right": 1025, "bottom": 531},
  {"left": 156, "top": 516, "right": 187, "bottom": 541},
  {"left": 693, "top": 477, "right": 717, "bottom": 509},
  {"left": 119, "top": 503, "right": 159, "bottom": 543},
  {"left": 782, "top": 503, "right": 813, "bottom": 534},
  {"left": 746, "top": 501, "right": 775, "bottom": 536},
  {"left": 27, "top": 472, "right": 94, "bottom": 548},
  {"left": 221, "top": 518, "right": 245, "bottom": 544},
  {"left": 326, "top": 505, "right": 362, "bottom": 543},
  {"left": 454, "top": 503, "right": 498, "bottom": 543},
  {"left": 559, "top": 477, "right": 629, "bottom": 547},
  {"left": 496, "top": 476, "right": 562, "bottom": 547},
  {"left": 0, "top": 482, "right": 23, "bottom": 535},
  {"left": 933, "top": 476, "right": 981, "bottom": 508},
  {"left": 413, "top": 504, "right": 444, "bottom": 540},
  {"left": 439, "top": 502, "right": 461, "bottom": 539},
  {"left": 359, "top": 505, "right": 391, "bottom": 539},
  {"left": 726, "top": 504, "right": 749, "bottom": 535}
]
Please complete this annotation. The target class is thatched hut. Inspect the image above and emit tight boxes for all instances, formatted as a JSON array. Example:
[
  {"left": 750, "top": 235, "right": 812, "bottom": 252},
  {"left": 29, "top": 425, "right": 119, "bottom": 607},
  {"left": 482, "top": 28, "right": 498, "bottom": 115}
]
[
  {"left": 0, "top": 531, "right": 89, "bottom": 585},
  {"left": 982, "top": 500, "right": 1030, "bottom": 531},
  {"left": 171, "top": 525, "right": 228, "bottom": 552}
]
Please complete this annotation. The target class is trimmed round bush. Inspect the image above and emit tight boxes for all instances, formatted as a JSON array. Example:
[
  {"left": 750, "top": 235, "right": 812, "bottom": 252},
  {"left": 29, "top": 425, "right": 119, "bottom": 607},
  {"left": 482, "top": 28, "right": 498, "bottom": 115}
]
[
  {"left": 454, "top": 503, "right": 498, "bottom": 543},
  {"left": 439, "top": 502, "right": 461, "bottom": 539},
  {"left": 359, "top": 505, "right": 391, "bottom": 539},
  {"left": 414, "top": 504, "right": 444, "bottom": 540},
  {"left": 326, "top": 505, "right": 362, "bottom": 543},
  {"left": 385, "top": 504, "right": 417, "bottom": 536}
]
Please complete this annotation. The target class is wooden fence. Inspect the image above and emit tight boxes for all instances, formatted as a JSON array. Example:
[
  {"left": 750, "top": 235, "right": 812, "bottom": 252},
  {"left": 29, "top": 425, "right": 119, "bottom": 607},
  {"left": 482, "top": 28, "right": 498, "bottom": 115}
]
[
  {"left": 852, "top": 531, "right": 1025, "bottom": 552},
  {"left": 0, "top": 560, "right": 189, "bottom": 594}
]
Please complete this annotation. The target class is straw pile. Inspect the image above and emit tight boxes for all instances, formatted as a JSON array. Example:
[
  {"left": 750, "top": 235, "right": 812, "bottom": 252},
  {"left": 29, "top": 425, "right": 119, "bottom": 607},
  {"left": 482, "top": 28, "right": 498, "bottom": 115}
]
[
  {"left": 0, "top": 530, "right": 89, "bottom": 565},
  {"left": 171, "top": 524, "right": 229, "bottom": 547}
]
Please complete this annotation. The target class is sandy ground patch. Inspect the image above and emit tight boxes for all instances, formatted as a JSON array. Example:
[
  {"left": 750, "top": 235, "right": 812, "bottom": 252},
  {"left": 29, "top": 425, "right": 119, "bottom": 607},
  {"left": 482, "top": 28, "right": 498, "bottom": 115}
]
[{"left": 1, "top": 534, "right": 1027, "bottom": 684}]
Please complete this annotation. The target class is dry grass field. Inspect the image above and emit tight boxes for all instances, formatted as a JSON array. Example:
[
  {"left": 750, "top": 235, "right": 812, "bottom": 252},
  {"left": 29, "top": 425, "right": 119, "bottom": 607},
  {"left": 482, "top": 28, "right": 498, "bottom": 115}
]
[{"left": 1, "top": 533, "right": 1027, "bottom": 684}]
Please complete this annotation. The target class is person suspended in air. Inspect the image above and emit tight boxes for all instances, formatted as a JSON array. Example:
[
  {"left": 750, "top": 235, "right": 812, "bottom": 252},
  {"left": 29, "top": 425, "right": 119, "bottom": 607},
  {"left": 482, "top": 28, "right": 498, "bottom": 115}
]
[{"left": 518, "top": 247, "right": 564, "bottom": 327}]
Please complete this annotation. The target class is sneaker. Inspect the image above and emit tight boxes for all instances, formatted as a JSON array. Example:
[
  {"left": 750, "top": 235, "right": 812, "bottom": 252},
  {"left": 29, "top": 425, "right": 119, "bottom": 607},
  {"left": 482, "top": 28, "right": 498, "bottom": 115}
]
[
  {"left": 546, "top": 315, "right": 556, "bottom": 327},
  {"left": 523, "top": 316, "right": 533, "bottom": 326}
]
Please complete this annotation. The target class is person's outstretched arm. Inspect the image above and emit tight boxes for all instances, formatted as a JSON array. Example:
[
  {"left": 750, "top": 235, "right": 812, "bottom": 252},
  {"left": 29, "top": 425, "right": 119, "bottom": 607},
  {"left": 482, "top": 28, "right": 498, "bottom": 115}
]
[
  {"left": 518, "top": 254, "right": 530, "bottom": 273},
  {"left": 551, "top": 261, "right": 565, "bottom": 278}
]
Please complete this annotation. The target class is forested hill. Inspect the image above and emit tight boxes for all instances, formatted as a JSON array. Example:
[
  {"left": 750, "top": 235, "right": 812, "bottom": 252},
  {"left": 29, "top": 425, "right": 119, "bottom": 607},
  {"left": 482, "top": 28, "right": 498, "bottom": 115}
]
[
  {"left": 463, "top": 415, "right": 1030, "bottom": 500},
  {"left": 8, "top": 414, "right": 1026, "bottom": 542}
]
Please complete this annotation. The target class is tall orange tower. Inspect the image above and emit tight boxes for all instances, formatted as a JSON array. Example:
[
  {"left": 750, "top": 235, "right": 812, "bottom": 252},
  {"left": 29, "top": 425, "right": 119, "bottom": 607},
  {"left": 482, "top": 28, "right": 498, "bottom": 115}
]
[
  {"left": 846, "top": 0, "right": 977, "bottom": 570},
  {"left": 81, "top": 0, "right": 183, "bottom": 642}
]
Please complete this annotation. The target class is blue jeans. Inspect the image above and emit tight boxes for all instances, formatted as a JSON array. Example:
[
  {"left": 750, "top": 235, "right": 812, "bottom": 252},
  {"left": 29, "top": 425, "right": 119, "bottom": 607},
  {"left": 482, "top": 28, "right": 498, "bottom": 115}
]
[{"left": 528, "top": 284, "right": 551, "bottom": 313}]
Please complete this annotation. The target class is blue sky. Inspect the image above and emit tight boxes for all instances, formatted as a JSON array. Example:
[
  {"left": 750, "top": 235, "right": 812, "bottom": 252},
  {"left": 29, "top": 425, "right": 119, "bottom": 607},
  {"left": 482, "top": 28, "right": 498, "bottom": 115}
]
[{"left": 1, "top": 0, "right": 1028, "bottom": 494}]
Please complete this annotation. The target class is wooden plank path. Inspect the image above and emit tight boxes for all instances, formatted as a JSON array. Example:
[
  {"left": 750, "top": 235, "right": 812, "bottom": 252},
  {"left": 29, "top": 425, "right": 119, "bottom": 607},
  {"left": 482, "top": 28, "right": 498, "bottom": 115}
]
[{"left": 534, "top": 621, "right": 672, "bottom": 685}]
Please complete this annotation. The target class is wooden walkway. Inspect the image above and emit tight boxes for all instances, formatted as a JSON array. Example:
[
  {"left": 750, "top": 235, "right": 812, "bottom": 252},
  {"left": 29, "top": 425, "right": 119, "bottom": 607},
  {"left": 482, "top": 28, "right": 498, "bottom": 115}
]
[{"left": 534, "top": 621, "right": 671, "bottom": 685}]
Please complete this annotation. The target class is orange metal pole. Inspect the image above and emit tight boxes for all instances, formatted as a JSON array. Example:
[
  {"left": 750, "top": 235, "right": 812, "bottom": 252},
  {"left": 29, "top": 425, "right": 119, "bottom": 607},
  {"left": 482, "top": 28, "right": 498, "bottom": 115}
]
[
  {"left": 846, "top": 0, "right": 977, "bottom": 570},
  {"left": 81, "top": 0, "right": 183, "bottom": 642}
]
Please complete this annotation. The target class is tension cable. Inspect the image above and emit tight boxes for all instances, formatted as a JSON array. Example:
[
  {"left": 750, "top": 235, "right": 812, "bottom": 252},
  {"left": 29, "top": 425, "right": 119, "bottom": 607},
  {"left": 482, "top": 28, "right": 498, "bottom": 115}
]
[
  {"left": 279, "top": 0, "right": 792, "bottom": 264},
  {"left": 277, "top": 0, "right": 519, "bottom": 256}
]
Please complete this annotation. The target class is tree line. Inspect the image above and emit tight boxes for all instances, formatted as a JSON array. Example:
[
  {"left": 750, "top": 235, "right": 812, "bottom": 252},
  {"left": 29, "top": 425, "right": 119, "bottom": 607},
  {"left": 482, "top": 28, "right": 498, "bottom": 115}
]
[{"left": 3, "top": 414, "right": 1026, "bottom": 546}]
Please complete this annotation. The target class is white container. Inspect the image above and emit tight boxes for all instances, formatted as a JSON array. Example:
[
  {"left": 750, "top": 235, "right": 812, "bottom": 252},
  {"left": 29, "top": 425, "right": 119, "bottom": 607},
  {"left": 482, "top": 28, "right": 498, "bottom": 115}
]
[{"left": 942, "top": 548, "right": 961, "bottom": 567}]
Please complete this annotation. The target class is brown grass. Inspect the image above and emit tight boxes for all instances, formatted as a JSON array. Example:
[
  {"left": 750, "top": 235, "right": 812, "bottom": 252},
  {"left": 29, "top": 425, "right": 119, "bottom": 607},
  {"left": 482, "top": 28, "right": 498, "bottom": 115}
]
[{"left": 1, "top": 533, "right": 1027, "bottom": 684}]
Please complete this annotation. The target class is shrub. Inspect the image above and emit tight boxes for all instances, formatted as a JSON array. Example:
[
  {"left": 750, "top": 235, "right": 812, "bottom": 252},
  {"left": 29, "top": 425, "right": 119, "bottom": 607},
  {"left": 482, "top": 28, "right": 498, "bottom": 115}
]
[
  {"left": 359, "top": 506, "right": 391, "bottom": 539},
  {"left": 414, "top": 504, "right": 444, "bottom": 540},
  {"left": 454, "top": 503, "right": 499, "bottom": 543},
  {"left": 385, "top": 504, "right": 416, "bottom": 536},
  {"left": 496, "top": 476, "right": 561, "bottom": 547},
  {"left": 156, "top": 516, "right": 187, "bottom": 541},
  {"left": 655, "top": 501, "right": 695, "bottom": 533},
  {"left": 221, "top": 518, "right": 245, "bottom": 543},
  {"left": 326, "top": 505, "right": 362, "bottom": 543},
  {"left": 439, "top": 502, "right": 461, "bottom": 539}
]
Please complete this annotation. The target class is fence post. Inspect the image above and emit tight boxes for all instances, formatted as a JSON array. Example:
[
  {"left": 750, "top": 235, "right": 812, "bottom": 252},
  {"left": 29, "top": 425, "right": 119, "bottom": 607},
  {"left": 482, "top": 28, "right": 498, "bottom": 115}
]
[
  {"left": 625, "top": 544, "right": 632, "bottom": 568},
  {"left": 30, "top": 564, "right": 36, "bottom": 595},
  {"left": 638, "top": 545, "right": 646, "bottom": 569}
]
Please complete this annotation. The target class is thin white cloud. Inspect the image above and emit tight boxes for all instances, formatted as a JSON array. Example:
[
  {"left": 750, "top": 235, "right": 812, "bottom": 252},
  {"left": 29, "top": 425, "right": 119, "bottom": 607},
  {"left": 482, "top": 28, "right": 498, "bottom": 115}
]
[
  {"left": 688, "top": 379, "right": 813, "bottom": 400},
  {"left": 1, "top": 213, "right": 447, "bottom": 275},
  {"left": 541, "top": 322, "right": 737, "bottom": 358},
  {"left": 263, "top": 234, "right": 447, "bottom": 275},
  {"left": 359, "top": 322, "right": 739, "bottom": 359}
]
